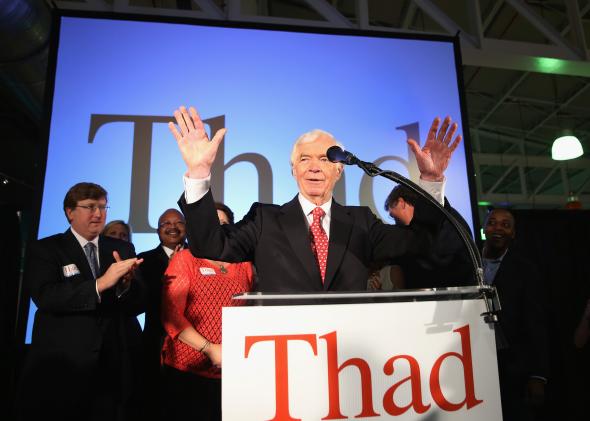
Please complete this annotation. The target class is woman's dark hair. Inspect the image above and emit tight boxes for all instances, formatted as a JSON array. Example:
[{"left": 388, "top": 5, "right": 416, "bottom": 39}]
[{"left": 214, "top": 202, "right": 235, "bottom": 225}]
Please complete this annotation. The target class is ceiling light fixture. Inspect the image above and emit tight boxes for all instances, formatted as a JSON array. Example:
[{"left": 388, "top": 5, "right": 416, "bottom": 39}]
[{"left": 551, "top": 134, "right": 584, "bottom": 160}]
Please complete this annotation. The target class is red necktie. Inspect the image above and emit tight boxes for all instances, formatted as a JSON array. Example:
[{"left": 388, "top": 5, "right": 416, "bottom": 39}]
[{"left": 310, "top": 207, "right": 329, "bottom": 283}]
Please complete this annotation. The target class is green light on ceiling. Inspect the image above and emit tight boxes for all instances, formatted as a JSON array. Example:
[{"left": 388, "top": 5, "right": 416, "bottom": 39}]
[
  {"left": 535, "top": 57, "right": 566, "bottom": 73},
  {"left": 478, "top": 201, "right": 492, "bottom": 206}
]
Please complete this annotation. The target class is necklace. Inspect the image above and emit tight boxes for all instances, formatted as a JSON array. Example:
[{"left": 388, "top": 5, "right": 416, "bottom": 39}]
[{"left": 210, "top": 261, "right": 228, "bottom": 274}]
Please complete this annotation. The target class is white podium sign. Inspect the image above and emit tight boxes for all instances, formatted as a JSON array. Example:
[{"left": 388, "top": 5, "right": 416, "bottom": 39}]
[{"left": 222, "top": 299, "right": 502, "bottom": 420}]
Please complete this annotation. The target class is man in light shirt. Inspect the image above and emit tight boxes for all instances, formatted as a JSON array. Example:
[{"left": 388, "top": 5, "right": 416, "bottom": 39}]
[
  {"left": 169, "top": 105, "right": 461, "bottom": 293},
  {"left": 15, "top": 182, "right": 145, "bottom": 421}
]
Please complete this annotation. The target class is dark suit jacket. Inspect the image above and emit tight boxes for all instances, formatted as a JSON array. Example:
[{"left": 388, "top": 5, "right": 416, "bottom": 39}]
[
  {"left": 137, "top": 245, "right": 169, "bottom": 361},
  {"left": 137, "top": 245, "right": 169, "bottom": 339},
  {"left": 16, "top": 229, "right": 146, "bottom": 420},
  {"left": 398, "top": 199, "right": 475, "bottom": 289},
  {"left": 180, "top": 191, "right": 442, "bottom": 293},
  {"left": 493, "top": 248, "right": 548, "bottom": 380}
]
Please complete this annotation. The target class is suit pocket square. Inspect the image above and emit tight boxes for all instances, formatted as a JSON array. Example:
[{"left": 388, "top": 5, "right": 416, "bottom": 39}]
[{"left": 62, "top": 264, "right": 81, "bottom": 277}]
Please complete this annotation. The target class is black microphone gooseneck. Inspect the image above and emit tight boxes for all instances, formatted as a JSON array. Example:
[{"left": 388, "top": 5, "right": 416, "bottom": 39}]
[{"left": 326, "top": 145, "right": 500, "bottom": 325}]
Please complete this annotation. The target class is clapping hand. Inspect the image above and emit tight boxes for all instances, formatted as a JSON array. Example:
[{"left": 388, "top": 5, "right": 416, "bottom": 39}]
[{"left": 96, "top": 252, "right": 143, "bottom": 293}]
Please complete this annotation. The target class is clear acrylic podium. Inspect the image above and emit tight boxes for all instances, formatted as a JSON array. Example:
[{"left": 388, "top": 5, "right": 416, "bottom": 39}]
[{"left": 222, "top": 287, "right": 503, "bottom": 421}]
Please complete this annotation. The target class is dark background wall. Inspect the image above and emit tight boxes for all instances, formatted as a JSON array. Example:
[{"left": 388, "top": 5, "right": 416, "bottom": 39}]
[{"left": 511, "top": 209, "right": 590, "bottom": 419}]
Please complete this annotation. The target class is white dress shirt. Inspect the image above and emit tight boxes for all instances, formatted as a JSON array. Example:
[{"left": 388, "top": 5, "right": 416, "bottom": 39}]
[
  {"left": 70, "top": 227, "right": 101, "bottom": 300},
  {"left": 183, "top": 175, "right": 445, "bottom": 210}
]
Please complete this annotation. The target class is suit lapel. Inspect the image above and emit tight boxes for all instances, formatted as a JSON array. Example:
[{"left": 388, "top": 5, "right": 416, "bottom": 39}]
[
  {"left": 493, "top": 248, "right": 514, "bottom": 287},
  {"left": 158, "top": 245, "right": 169, "bottom": 264},
  {"left": 278, "top": 196, "right": 321, "bottom": 285},
  {"left": 98, "top": 235, "right": 116, "bottom": 276},
  {"left": 324, "top": 200, "right": 353, "bottom": 290},
  {"left": 60, "top": 229, "right": 95, "bottom": 281}
]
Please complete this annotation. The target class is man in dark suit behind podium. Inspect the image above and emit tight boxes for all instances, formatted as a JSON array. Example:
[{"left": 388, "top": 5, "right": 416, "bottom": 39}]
[
  {"left": 15, "top": 182, "right": 146, "bottom": 421},
  {"left": 169, "top": 106, "right": 462, "bottom": 293}
]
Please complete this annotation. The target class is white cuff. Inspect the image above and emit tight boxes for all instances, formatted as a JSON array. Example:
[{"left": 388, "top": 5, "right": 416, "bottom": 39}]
[
  {"left": 95, "top": 280, "right": 102, "bottom": 303},
  {"left": 418, "top": 177, "right": 445, "bottom": 206},
  {"left": 183, "top": 174, "right": 211, "bottom": 204}
]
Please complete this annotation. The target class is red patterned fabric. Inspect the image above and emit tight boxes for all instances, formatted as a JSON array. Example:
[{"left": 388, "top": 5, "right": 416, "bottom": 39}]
[
  {"left": 310, "top": 207, "right": 329, "bottom": 283},
  {"left": 161, "top": 249, "right": 253, "bottom": 379}
]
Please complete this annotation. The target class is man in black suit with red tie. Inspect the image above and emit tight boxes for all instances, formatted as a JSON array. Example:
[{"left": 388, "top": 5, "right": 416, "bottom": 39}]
[
  {"left": 169, "top": 106, "right": 462, "bottom": 293},
  {"left": 15, "top": 182, "right": 145, "bottom": 421}
]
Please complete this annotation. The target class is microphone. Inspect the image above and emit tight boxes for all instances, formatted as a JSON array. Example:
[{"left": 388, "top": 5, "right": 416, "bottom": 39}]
[
  {"left": 325, "top": 144, "right": 498, "bottom": 324},
  {"left": 326, "top": 146, "right": 359, "bottom": 165}
]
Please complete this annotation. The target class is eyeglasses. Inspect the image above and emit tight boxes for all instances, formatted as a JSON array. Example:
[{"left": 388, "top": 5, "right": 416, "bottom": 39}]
[
  {"left": 158, "top": 221, "right": 186, "bottom": 229},
  {"left": 76, "top": 205, "right": 109, "bottom": 213}
]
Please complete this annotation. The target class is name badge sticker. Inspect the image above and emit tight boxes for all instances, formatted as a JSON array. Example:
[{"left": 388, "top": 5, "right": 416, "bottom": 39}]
[
  {"left": 199, "top": 267, "right": 217, "bottom": 276},
  {"left": 62, "top": 264, "right": 80, "bottom": 278}
]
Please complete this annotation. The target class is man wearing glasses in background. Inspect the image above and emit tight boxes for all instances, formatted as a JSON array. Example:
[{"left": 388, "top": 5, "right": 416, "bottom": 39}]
[{"left": 15, "top": 182, "right": 146, "bottom": 421}]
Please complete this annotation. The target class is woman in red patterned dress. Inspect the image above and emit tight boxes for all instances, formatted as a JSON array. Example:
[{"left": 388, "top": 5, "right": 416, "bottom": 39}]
[{"left": 160, "top": 203, "right": 254, "bottom": 421}]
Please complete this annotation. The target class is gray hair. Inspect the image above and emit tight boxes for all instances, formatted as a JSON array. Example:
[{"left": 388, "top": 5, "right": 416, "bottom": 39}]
[{"left": 289, "top": 129, "right": 345, "bottom": 168}]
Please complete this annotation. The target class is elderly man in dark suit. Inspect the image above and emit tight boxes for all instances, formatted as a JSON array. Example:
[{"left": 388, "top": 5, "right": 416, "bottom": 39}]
[
  {"left": 168, "top": 105, "right": 461, "bottom": 293},
  {"left": 15, "top": 182, "right": 145, "bottom": 421}
]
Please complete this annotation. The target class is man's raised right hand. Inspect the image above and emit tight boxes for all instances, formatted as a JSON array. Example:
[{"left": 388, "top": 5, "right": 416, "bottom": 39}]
[{"left": 168, "top": 105, "right": 226, "bottom": 179}]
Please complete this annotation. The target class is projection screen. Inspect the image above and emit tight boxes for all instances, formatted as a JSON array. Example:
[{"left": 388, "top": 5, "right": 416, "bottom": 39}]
[{"left": 24, "top": 13, "right": 477, "bottom": 342}]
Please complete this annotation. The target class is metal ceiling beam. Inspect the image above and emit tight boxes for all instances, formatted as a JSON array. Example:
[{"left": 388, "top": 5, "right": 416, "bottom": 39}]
[
  {"left": 192, "top": 0, "right": 226, "bottom": 19},
  {"left": 533, "top": 167, "right": 558, "bottom": 195},
  {"left": 507, "top": 94, "right": 590, "bottom": 112},
  {"left": 356, "top": 0, "right": 369, "bottom": 29},
  {"left": 525, "top": 82, "right": 590, "bottom": 137},
  {"left": 476, "top": 72, "right": 529, "bottom": 128},
  {"left": 302, "top": 0, "right": 353, "bottom": 28},
  {"left": 461, "top": 39, "right": 590, "bottom": 77},
  {"left": 504, "top": 0, "right": 583, "bottom": 59},
  {"left": 412, "top": 0, "right": 477, "bottom": 47},
  {"left": 560, "top": 1, "right": 590, "bottom": 37},
  {"left": 564, "top": 0, "right": 589, "bottom": 59},
  {"left": 467, "top": 0, "right": 484, "bottom": 48},
  {"left": 560, "top": 166, "right": 570, "bottom": 194},
  {"left": 472, "top": 127, "right": 550, "bottom": 149},
  {"left": 52, "top": 0, "right": 590, "bottom": 76},
  {"left": 486, "top": 163, "right": 518, "bottom": 194},
  {"left": 472, "top": 8, "right": 587, "bottom": 135},
  {"left": 482, "top": 0, "right": 505, "bottom": 33},
  {"left": 576, "top": 174, "right": 590, "bottom": 195},
  {"left": 400, "top": 0, "right": 418, "bottom": 29},
  {"left": 475, "top": 153, "right": 590, "bottom": 169},
  {"left": 479, "top": 192, "right": 589, "bottom": 206}
]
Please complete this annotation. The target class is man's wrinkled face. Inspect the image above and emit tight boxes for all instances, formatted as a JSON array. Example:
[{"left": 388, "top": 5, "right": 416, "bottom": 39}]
[
  {"left": 484, "top": 209, "right": 515, "bottom": 252},
  {"left": 66, "top": 197, "right": 107, "bottom": 241},
  {"left": 291, "top": 134, "right": 342, "bottom": 205},
  {"left": 158, "top": 210, "right": 186, "bottom": 249},
  {"left": 388, "top": 198, "right": 415, "bottom": 226}
]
